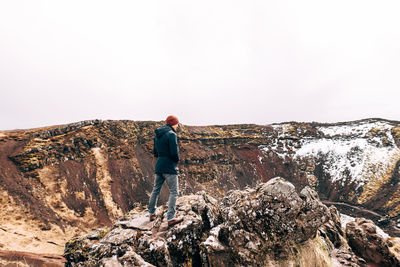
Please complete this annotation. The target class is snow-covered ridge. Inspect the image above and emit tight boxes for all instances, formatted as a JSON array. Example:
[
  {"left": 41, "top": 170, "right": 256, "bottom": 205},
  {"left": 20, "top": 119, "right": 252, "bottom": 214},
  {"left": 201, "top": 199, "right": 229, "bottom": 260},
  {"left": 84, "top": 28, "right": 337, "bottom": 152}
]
[
  {"left": 264, "top": 120, "right": 400, "bottom": 189},
  {"left": 317, "top": 120, "right": 393, "bottom": 137}
]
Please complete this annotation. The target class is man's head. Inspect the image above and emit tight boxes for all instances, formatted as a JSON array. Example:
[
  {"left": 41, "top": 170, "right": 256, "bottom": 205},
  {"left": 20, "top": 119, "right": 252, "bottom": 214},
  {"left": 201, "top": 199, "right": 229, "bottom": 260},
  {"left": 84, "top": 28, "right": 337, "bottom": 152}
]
[{"left": 166, "top": 115, "right": 179, "bottom": 131}]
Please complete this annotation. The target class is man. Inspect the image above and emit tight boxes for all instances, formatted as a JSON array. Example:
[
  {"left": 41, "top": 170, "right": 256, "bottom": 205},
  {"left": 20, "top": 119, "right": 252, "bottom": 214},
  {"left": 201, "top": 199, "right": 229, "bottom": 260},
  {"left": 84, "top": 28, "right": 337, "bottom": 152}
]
[{"left": 148, "top": 115, "right": 183, "bottom": 227}]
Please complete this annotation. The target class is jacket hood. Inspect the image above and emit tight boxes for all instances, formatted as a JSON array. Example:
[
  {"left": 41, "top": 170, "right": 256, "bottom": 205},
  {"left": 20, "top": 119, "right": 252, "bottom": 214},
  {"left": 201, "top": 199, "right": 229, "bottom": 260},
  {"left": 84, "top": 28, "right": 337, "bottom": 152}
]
[{"left": 155, "top": 124, "right": 173, "bottom": 138}]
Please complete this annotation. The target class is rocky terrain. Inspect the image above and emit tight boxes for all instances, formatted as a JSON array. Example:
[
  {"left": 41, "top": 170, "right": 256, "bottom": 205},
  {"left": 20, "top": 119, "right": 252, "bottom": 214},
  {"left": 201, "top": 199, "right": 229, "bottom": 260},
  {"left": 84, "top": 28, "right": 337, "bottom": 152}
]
[
  {"left": 0, "top": 118, "right": 399, "bottom": 264},
  {"left": 63, "top": 178, "right": 400, "bottom": 266}
]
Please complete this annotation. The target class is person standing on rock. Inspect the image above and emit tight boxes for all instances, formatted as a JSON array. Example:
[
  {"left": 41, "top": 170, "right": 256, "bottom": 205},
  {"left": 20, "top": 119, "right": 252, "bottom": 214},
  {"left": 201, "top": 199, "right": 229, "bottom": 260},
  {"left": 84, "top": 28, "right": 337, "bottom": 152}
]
[{"left": 148, "top": 115, "right": 183, "bottom": 228}]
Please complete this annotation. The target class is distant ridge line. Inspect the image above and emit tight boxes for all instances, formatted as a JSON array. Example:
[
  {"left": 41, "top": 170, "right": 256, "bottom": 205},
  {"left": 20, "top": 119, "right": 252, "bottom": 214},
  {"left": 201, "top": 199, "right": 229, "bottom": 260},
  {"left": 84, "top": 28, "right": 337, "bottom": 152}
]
[
  {"left": 272, "top": 118, "right": 400, "bottom": 127},
  {"left": 2, "top": 117, "right": 399, "bottom": 132}
]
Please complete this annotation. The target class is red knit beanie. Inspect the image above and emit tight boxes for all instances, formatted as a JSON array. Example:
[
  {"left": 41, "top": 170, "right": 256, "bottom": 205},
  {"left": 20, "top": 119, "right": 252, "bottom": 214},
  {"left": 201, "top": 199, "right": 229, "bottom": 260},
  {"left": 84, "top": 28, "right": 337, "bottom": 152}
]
[{"left": 166, "top": 115, "right": 179, "bottom": 126}]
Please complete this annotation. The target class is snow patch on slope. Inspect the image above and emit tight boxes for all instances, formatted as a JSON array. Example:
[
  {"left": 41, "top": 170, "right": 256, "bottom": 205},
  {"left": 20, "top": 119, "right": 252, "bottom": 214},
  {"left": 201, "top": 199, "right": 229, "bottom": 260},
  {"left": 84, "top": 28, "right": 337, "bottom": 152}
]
[
  {"left": 266, "top": 120, "right": 400, "bottom": 187},
  {"left": 295, "top": 138, "right": 400, "bottom": 186}
]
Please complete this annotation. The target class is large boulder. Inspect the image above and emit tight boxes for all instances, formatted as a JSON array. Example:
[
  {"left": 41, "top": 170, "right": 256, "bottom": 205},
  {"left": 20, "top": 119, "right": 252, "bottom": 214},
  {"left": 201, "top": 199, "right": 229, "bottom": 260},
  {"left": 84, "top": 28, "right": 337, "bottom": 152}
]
[
  {"left": 200, "top": 177, "right": 330, "bottom": 265},
  {"left": 346, "top": 218, "right": 400, "bottom": 267}
]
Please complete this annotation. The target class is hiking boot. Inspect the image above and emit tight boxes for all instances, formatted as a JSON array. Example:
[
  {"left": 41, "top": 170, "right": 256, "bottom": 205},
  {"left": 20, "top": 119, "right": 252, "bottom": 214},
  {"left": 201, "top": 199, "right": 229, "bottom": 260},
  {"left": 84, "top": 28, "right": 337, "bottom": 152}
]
[
  {"left": 168, "top": 217, "right": 183, "bottom": 228},
  {"left": 149, "top": 214, "right": 156, "bottom": 221}
]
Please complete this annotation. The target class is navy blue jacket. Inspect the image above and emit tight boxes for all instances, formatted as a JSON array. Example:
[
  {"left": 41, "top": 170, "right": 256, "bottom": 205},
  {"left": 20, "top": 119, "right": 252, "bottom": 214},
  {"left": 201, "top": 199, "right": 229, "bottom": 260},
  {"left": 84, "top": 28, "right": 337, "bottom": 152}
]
[{"left": 153, "top": 124, "right": 180, "bottom": 174}]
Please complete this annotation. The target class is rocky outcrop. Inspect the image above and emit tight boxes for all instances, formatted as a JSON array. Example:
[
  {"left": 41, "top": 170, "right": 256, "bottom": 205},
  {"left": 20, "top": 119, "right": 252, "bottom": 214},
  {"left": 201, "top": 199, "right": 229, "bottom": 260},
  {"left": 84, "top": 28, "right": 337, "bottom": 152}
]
[
  {"left": 63, "top": 178, "right": 400, "bottom": 266},
  {"left": 317, "top": 206, "right": 368, "bottom": 267},
  {"left": 63, "top": 178, "right": 335, "bottom": 266},
  {"left": 345, "top": 218, "right": 400, "bottom": 266}
]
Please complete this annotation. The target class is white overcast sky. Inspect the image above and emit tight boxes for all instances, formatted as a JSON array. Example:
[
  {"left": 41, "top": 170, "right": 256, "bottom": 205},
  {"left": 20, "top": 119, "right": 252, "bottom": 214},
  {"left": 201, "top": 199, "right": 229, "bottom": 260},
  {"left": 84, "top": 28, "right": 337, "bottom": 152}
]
[{"left": 1, "top": 1, "right": 400, "bottom": 130}]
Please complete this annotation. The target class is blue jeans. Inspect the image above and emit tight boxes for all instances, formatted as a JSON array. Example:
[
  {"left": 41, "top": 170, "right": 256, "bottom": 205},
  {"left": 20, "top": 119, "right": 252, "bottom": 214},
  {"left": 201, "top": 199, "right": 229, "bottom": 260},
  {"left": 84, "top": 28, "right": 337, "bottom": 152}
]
[{"left": 148, "top": 173, "right": 179, "bottom": 221}]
